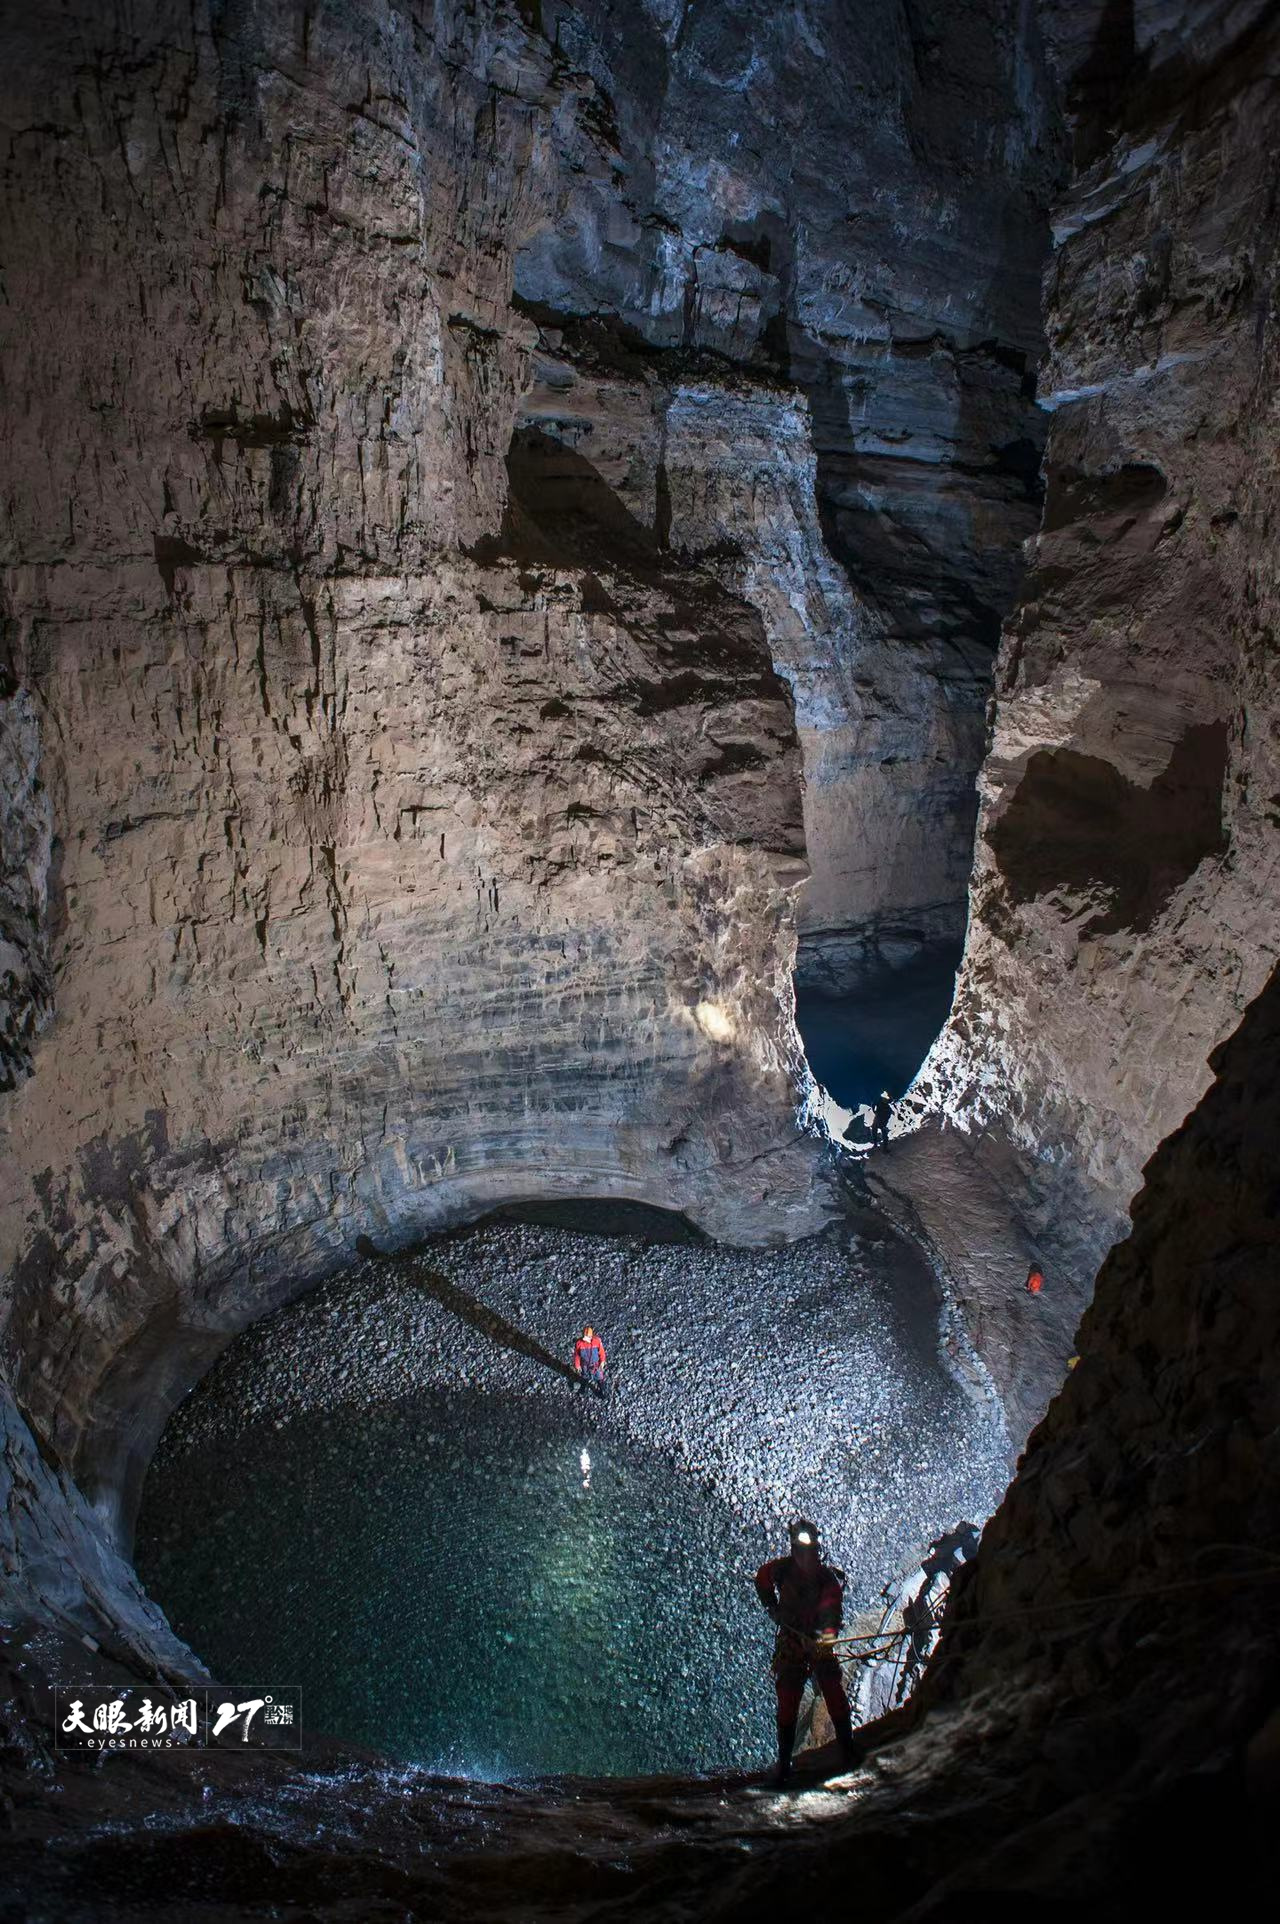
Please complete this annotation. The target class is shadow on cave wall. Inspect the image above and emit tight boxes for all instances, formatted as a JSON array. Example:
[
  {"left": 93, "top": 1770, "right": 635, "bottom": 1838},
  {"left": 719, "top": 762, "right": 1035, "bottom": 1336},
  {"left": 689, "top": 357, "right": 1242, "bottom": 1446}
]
[
  {"left": 500, "top": 425, "right": 668, "bottom": 573},
  {"left": 988, "top": 721, "right": 1229, "bottom": 936},
  {"left": 484, "top": 425, "right": 797, "bottom": 728},
  {"left": 1040, "top": 458, "right": 1169, "bottom": 532}
]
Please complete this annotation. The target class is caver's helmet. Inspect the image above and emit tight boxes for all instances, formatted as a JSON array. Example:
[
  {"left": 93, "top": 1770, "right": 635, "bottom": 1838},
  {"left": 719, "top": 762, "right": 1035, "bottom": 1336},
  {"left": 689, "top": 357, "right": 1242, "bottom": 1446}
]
[{"left": 789, "top": 1517, "right": 820, "bottom": 1551}]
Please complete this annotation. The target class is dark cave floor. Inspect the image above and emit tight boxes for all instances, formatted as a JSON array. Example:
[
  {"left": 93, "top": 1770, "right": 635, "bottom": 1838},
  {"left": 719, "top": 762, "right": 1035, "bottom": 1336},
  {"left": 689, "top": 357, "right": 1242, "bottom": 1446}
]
[
  {"left": 6, "top": 1618, "right": 1255, "bottom": 1924},
  {"left": 0, "top": 1683, "right": 894, "bottom": 1924}
]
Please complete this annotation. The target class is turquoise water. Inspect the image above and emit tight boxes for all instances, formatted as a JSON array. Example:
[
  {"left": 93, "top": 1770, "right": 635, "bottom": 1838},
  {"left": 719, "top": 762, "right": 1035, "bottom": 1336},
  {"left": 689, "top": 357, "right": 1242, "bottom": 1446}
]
[{"left": 136, "top": 1388, "right": 775, "bottom": 1778}]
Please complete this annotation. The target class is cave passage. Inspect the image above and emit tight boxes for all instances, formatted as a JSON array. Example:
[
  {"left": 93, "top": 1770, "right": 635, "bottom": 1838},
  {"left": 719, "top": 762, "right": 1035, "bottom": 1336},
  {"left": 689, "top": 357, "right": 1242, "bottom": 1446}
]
[
  {"left": 136, "top": 1387, "right": 774, "bottom": 1777},
  {"left": 794, "top": 944, "right": 963, "bottom": 1110}
]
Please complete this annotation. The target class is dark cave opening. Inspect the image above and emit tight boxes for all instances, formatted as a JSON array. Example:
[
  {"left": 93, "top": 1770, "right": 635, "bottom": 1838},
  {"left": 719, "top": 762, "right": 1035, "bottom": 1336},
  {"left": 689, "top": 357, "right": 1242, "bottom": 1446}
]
[
  {"left": 793, "top": 943, "right": 963, "bottom": 1113},
  {"left": 492, "top": 1197, "right": 709, "bottom": 1244}
]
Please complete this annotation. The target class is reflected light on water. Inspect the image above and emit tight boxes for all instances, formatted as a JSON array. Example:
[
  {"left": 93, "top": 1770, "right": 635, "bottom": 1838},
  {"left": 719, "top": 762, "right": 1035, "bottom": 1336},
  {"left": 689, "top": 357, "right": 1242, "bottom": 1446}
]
[{"left": 138, "top": 1391, "right": 775, "bottom": 1776}]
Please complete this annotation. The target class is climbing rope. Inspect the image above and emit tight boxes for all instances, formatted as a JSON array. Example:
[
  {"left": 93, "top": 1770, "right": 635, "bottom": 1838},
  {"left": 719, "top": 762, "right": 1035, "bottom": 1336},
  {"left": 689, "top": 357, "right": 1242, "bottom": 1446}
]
[
  {"left": 832, "top": 1559, "right": 1280, "bottom": 1726},
  {"left": 777, "top": 1615, "right": 938, "bottom": 1736},
  {"left": 789, "top": 1545, "right": 1280, "bottom": 1745}
]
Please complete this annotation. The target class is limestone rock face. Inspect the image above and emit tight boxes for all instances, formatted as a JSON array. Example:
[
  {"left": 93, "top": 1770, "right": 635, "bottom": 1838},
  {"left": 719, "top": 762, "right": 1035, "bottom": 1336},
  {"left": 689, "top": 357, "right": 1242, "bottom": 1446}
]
[
  {"left": 0, "top": 682, "right": 52, "bottom": 1090},
  {"left": 902, "top": 957, "right": 1280, "bottom": 1902},
  {"left": 908, "top": 0, "right": 1280, "bottom": 1303},
  {"left": 515, "top": 342, "right": 985, "bottom": 996},
  {"left": 511, "top": 0, "right": 1064, "bottom": 988},
  {"left": 0, "top": 0, "right": 1068, "bottom": 1566},
  {"left": 0, "top": 0, "right": 832, "bottom": 1559},
  {"left": 0, "top": 10, "right": 1275, "bottom": 1904}
]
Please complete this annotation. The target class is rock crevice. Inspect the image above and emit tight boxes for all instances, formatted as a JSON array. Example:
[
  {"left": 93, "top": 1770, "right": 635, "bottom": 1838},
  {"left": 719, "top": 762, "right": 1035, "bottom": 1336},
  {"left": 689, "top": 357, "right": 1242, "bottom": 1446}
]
[{"left": 897, "top": 0, "right": 1280, "bottom": 1393}]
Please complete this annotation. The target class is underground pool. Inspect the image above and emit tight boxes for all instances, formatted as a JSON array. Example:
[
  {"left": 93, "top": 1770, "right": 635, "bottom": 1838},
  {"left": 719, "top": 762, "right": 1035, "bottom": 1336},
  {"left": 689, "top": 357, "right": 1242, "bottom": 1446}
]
[
  {"left": 133, "top": 1209, "right": 1012, "bottom": 1780},
  {"left": 136, "top": 1386, "right": 774, "bottom": 1778}
]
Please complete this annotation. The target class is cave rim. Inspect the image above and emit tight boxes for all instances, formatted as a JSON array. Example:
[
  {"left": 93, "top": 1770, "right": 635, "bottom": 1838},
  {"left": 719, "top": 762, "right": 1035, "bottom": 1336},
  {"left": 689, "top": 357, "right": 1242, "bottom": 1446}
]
[
  {"left": 84, "top": 1146, "right": 984, "bottom": 1588},
  {"left": 59, "top": 1149, "right": 840, "bottom": 1561}
]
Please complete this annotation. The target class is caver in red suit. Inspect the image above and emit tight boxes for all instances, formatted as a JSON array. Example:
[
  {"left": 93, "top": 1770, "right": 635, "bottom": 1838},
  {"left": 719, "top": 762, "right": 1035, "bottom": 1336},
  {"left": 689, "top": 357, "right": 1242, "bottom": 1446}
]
[
  {"left": 754, "top": 1518, "right": 856, "bottom": 1786},
  {"left": 572, "top": 1326, "right": 606, "bottom": 1395}
]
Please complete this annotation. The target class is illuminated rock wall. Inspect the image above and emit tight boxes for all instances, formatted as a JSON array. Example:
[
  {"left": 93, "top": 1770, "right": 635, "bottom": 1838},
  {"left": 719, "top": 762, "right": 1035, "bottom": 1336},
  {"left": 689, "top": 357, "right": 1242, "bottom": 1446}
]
[
  {"left": 0, "top": 0, "right": 829, "bottom": 1560},
  {"left": 903, "top": 0, "right": 1280, "bottom": 1348},
  {"left": 513, "top": 0, "right": 1063, "bottom": 990}
]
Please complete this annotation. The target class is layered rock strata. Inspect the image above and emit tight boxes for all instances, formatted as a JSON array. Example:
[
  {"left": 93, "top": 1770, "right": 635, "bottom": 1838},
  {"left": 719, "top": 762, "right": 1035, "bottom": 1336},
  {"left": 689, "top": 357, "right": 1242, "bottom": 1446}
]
[
  {"left": 3, "top": 827, "right": 1274, "bottom": 1924},
  {"left": 2, "top": 0, "right": 1272, "bottom": 1819},
  {"left": 0, "top": 0, "right": 832, "bottom": 1606},
  {"left": 514, "top": 335, "right": 976, "bottom": 996},
  {"left": 0, "top": 0, "right": 1072, "bottom": 1638},
  {"left": 895, "top": 0, "right": 1280, "bottom": 1403},
  {"left": 513, "top": 0, "right": 1064, "bottom": 990}
]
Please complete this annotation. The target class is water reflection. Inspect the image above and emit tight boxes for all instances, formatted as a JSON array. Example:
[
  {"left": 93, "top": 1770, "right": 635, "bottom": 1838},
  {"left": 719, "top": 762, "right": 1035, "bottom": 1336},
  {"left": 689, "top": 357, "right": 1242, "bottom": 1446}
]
[{"left": 137, "top": 1389, "right": 773, "bottom": 1778}]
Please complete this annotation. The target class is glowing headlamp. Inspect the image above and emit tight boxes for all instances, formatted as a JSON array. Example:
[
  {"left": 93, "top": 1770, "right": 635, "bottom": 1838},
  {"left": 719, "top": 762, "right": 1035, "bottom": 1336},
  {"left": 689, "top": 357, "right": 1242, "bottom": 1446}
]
[{"left": 795, "top": 1530, "right": 813, "bottom": 1545}]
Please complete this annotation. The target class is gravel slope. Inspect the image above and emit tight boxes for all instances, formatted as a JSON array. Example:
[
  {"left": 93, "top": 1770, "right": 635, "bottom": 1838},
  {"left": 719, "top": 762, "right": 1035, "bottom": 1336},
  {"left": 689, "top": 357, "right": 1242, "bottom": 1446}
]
[{"left": 150, "top": 1202, "right": 1012, "bottom": 1618}]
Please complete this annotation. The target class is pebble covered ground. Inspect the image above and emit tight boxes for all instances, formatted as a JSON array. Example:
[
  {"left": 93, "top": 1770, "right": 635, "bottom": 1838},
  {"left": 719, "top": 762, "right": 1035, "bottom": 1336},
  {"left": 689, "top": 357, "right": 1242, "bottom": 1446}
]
[{"left": 138, "top": 1200, "right": 1014, "bottom": 1777}]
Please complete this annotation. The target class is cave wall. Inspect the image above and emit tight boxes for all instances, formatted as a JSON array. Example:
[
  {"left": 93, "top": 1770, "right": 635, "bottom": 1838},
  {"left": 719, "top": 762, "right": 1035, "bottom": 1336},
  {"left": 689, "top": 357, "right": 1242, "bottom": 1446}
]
[
  {"left": 0, "top": 0, "right": 1071, "bottom": 1578},
  {"left": 904, "top": 0, "right": 1280, "bottom": 1345},
  {"left": 669, "top": 963, "right": 1280, "bottom": 1923},
  {"left": 0, "top": 0, "right": 840, "bottom": 1563},
  {"left": 6, "top": 749, "right": 1276, "bottom": 1924},
  {"left": 0, "top": 16, "right": 1275, "bottom": 1894},
  {"left": 508, "top": 0, "right": 1064, "bottom": 992},
  {"left": 890, "top": 955, "right": 1280, "bottom": 1907},
  {"left": 2, "top": 0, "right": 1273, "bottom": 1714}
]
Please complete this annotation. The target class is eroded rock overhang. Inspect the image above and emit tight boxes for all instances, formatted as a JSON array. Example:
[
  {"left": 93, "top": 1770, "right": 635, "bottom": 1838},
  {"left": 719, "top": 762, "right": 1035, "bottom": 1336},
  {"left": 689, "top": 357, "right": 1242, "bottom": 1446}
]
[
  {"left": 511, "top": 0, "right": 1064, "bottom": 997},
  {"left": 0, "top": 0, "right": 837, "bottom": 1601}
]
